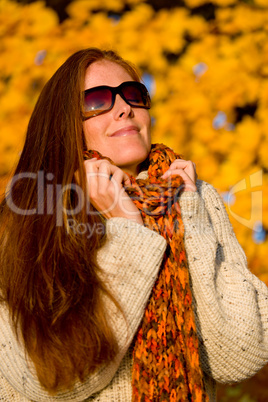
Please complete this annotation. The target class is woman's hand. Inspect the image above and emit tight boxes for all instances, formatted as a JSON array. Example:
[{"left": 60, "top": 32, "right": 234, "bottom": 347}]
[
  {"left": 84, "top": 159, "right": 143, "bottom": 224},
  {"left": 161, "top": 159, "right": 197, "bottom": 192}
]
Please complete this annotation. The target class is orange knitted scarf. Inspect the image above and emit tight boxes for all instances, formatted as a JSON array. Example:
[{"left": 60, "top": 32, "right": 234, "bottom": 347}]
[{"left": 84, "top": 143, "right": 208, "bottom": 402}]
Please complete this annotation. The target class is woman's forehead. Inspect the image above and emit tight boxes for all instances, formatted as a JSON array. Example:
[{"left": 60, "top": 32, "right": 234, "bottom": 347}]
[{"left": 84, "top": 60, "right": 134, "bottom": 90}]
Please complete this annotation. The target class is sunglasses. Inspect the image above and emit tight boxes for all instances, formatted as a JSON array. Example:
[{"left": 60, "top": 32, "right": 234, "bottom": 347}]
[{"left": 83, "top": 81, "right": 151, "bottom": 120}]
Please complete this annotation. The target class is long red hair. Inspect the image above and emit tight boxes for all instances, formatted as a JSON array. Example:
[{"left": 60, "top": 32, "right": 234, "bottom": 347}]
[{"left": 0, "top": 48, "right": 141, "bottom": 393}]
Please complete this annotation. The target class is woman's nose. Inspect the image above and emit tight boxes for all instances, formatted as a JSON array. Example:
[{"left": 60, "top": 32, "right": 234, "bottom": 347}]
[{"left": 112, "top": 94, "right": 133, "bottom": 119}]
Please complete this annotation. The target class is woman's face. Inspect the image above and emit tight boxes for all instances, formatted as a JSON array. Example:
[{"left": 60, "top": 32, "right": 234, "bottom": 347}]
[{"left": 83, "top": 60, "right": 151, "bottom": 176}]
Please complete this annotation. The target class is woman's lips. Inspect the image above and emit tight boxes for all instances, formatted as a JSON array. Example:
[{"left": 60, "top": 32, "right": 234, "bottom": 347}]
[{"left": 110, "top": 126, "right": 140, "bottom": 137}]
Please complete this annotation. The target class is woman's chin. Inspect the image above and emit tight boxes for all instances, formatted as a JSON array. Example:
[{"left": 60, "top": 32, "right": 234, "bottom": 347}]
[{"left": 116, "top": 155, "right": 149, "bottom": 176}]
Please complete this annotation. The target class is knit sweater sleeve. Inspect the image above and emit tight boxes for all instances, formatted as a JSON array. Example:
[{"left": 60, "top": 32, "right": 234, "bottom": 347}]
[
  {"left": 179, "top": 180, "right": 268, "bottom": 384},
  {"left": 0, "top": 218, "right": 166, "bottom": 402}
]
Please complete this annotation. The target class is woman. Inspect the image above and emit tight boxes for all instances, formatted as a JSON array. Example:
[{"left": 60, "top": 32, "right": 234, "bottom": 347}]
[{"left": 0, "top": 48, "right": 267, "bottom": 401}]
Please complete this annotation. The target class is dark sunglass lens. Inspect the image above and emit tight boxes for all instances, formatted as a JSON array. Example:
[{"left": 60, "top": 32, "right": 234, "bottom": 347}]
[
  {"left": 122, "top": 84, "right": 150, "bottom": 107},
  {"left": 84, "top": 88, "right": 112, "bottom": 116}
]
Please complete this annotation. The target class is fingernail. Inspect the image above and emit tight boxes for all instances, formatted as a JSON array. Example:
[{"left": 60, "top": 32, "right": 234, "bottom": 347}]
[{"left": 161, "top": 171, "right": 168, "bottom": 179}]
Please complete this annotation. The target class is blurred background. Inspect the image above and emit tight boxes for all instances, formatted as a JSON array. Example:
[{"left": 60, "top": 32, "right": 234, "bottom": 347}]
[{"left": 0, "top": 0, "right": 267, "bottom": 399}]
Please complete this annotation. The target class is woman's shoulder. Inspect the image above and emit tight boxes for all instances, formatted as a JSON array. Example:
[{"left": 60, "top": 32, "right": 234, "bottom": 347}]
[
  {"left": 179, "top": 179, "right": 233, "bottom": 235},
  {"left": 196, "top": 179, "right": 221, "bottom": 198},
  {"left": 195, "top": 179, "right": 228, "bottom": 213},
  {"left": 179, "top": 179, "right": 225, "bottom": 212}
]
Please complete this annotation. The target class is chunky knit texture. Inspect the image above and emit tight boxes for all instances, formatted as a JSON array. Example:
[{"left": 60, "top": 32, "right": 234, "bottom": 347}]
[
  {"left": 129, "top": 144, "right": 208, "bottom": 401},
  {"left": 84, "top": 143, "right": 208, "bottom": 401}
]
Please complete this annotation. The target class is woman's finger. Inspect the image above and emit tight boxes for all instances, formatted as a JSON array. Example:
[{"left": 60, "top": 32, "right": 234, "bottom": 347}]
[
  {"left": 83, "top": 159, "right": 142, "bottom": 223},
  {"left": 162, "top": 167, "right": 197, "bottom": 192},
  {"left": 162, "top": 159, "right": 197, "bottom": 184}
]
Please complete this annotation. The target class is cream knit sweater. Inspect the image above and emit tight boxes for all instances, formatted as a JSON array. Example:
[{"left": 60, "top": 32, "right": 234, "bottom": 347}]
[{"left": 1, "top": 179, "right": 268, "bottom": 401}]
